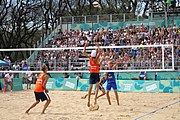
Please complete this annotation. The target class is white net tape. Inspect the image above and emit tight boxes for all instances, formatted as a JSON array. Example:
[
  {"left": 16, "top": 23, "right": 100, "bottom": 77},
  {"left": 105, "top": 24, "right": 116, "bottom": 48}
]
[{"left": 0, "top": 44, "right": 174, "bottom": 73}]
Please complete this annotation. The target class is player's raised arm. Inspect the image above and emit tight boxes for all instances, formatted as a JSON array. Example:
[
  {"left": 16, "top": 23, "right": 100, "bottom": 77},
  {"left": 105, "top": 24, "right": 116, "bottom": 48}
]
[
  {"left": 99, "top": 57, "right": 107, "bottom": 69},
  {"left": 112, "top": 61, "right": 121, "bottom": 70},
  {"left": 95, "top": 42, "right": 101, "bottom": 61},
  {"left": 83, "top": 41, "right": 90, "bottom": 58}
]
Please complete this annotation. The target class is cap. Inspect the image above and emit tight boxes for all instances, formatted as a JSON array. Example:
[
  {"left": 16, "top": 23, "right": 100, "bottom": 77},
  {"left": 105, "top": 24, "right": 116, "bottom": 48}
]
[{"left": 91, "top": 50, "right": 97, "bottom": 57}]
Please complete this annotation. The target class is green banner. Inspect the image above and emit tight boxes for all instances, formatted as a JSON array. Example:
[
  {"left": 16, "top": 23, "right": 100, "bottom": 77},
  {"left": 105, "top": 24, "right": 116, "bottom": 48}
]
[
  {"left": 77, "top": 79, "right": 179, "bottom": 93},
  {"left": 159, "top": 80, "right": 180, "bottom": 93},
  {"left": 72, "top": 20, "right": 166, "bottom": 31},
  {"left": 63, "top": 78, "right": 77, "bottom": 90},
  {"left": 1, "top": 77, "right": 179, "bottom": 93},
  {"left": 46, "top": 78, "right": 77, "bottom": 90},
  {"left": 77, "top": 79, "right": 89, "bottom": 91},
  {"left": 117, "top": 80, "right": 159, "bottom": 92},
  {"left": 13, "top": 78, "right": 23, "bottom": 90},
  {"left": 72, "top": 22, "right": 125, "bottom": 31}
]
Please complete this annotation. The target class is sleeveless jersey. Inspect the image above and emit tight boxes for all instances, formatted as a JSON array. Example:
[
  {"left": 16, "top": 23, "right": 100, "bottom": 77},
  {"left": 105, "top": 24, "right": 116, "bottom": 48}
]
[
  {"left": 22, "top": 63, "right": 28, "bottom": 71},
  {"left": 106, "top": 68, "right": 115, "bottom": 84},
  {"left": 139, "top": 72, "right": 145, "bottom": 78},
  {"left": 89, "top": 57, "right": 100, "bottom": 73},
  {"left": 34, "top": 73, "right": 46, "bottom": 92}
]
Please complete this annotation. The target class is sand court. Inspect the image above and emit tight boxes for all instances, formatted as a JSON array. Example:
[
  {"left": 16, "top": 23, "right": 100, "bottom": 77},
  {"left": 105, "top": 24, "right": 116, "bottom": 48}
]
[{"left": 0, "top": 90, "right": 179, "bottom": 120}]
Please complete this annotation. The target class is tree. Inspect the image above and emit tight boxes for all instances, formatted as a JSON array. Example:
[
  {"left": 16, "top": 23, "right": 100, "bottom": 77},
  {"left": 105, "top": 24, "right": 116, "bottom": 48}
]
[{"left": 0, "top": 0, "right": 42, "bottom": 61}]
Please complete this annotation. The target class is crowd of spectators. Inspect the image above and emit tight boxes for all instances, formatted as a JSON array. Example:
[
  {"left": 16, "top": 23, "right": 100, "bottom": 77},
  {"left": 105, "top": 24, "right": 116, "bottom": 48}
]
[
  {"left": 31, "top": 24, "right": 180, "bottom": 71},
  {"left": 1, "top": 24, "right": 180, "bottom": 74}
]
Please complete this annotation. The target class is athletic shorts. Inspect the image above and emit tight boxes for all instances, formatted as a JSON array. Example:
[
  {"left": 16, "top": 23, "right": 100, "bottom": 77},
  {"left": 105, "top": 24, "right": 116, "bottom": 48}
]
[
  {"left": 26, "top": 79, "right": 32, "bottom": 84},
  {"left": 89, "top": 73, "right": 100, "bottom": 84},
  {"left": 106, "top": 82, "right": 117, "bottom": 91},
  {"left": 5, "top": 81, "right": 12, "bottom": 86},
  {"left": 34, "top": 92, "right": 50, "bottom": 102},
  {"left": 22, "top": 73, "right": 26, "bottom": 78}
]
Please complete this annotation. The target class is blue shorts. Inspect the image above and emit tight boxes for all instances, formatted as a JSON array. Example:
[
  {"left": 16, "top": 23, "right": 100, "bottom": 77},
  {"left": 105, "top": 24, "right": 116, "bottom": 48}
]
[
  {"left": 89, "top": 73, "right": 100, "bottom": 84},
  {"left": 106, "top": 82, "right": 117, "bottom": 90}
]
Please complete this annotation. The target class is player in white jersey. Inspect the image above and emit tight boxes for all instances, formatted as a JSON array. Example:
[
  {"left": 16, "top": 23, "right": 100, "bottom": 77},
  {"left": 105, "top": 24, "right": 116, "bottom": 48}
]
[
  {"left": 26, "top": 69, "right": 33, "bottom": 89},
  {"left": 2, "top": 72, "right": 13, "bottom": 93}
]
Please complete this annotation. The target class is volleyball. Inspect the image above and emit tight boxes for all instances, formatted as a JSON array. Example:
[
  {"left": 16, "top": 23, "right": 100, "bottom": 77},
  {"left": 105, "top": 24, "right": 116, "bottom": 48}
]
[
  {"left": 92, "top": 1, "right": 100, "bottom": 8},
  {"left": 89, "top": 104, "right": 99, "bottom": 111}
]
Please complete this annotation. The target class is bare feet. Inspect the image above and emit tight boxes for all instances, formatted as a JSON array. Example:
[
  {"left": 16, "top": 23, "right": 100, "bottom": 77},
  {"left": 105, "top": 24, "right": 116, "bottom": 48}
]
[
  {"left": 41, "top": 112, "right": 45, "bottom": 114},
  {"left": 25, "top": 110, "right": 29, "bottom": 114},
  {"left": 81, "top": 96, "right": 86, "bottom": 99}
]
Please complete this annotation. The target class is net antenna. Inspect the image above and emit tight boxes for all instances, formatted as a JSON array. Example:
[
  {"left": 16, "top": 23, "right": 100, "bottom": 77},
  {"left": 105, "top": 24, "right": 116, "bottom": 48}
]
[{"left": 0, "top": 44, "right": 174, "bottom": 73}]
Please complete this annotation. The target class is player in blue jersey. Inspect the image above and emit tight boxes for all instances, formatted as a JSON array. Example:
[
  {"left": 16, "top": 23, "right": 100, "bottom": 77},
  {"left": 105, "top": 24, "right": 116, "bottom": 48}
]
[
  {"left": 104, "top": 61, "right": 120, "bottom": 105},
  {"left": 138, "top": 71, "right": 146, "bottom": 80}
]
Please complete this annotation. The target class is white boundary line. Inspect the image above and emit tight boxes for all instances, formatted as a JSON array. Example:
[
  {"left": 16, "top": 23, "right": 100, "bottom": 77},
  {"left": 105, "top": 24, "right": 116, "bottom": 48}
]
[{"left": 134, "top": 100, "right": 180, "bottom": 120}]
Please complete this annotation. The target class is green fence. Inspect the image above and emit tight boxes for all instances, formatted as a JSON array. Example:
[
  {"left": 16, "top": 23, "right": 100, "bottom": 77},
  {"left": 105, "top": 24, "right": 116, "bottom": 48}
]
[
  {"left": 72, "top": 18, "right": 180, "bottom": 31},
  {"left": 18, "top": 71, "right": 180, "bottom": 81}
]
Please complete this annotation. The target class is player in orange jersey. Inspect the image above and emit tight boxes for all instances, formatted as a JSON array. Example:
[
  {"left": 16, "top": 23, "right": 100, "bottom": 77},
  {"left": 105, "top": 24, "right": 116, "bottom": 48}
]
[
  {"left": 84, "top": 41, "right": 101, "bottom": 109},
  {"left": 25, "top": 64, "right": 51, "bottom": 114}
]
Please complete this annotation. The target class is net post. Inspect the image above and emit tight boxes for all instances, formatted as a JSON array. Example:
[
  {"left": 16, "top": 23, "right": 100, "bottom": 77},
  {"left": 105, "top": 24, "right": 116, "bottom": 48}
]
[
  {"left": 162, "top": 45, "right": 165, "bottom": 69},
  {"left": 171, "top": 44, "right": 174, "bottom": 70}
]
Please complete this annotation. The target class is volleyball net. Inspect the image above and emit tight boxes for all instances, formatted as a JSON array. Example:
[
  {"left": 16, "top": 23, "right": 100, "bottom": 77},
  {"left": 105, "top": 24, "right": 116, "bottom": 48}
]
[{"left": 0, "top": 44, "right": 175, "bottom": 74}]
